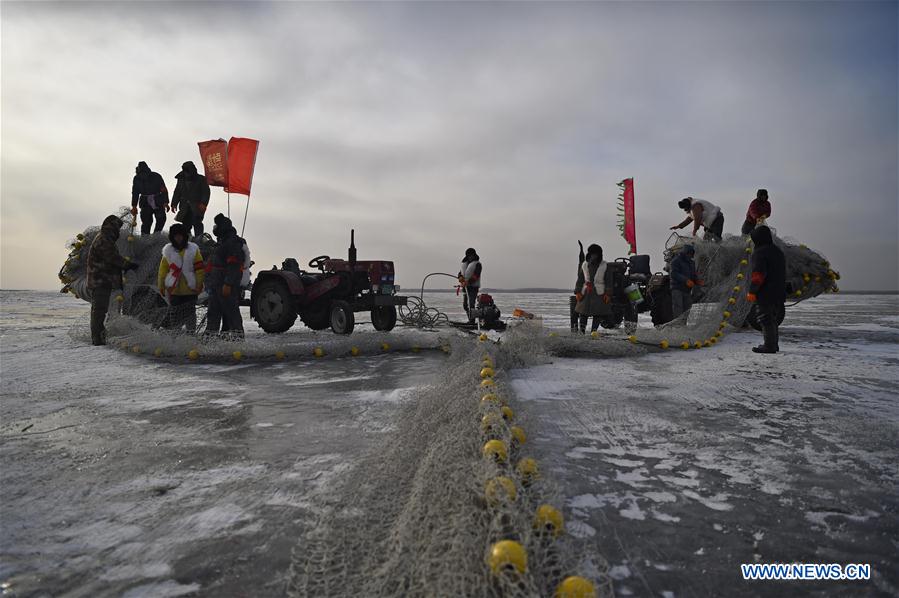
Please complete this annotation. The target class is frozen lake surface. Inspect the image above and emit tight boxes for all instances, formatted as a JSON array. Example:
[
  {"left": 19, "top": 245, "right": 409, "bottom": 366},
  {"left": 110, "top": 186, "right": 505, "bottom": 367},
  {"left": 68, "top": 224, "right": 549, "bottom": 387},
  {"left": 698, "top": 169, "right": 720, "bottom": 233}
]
[{"left": 1, "top": 290, "right": 897, "bottom": 597}]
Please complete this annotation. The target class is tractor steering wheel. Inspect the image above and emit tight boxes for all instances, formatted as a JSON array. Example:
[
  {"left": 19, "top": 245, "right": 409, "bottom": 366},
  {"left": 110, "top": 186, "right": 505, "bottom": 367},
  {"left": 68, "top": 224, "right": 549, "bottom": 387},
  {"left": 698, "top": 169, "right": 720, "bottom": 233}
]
[{"left": 308, "top": 255, "right": 331, "bottom": 271}]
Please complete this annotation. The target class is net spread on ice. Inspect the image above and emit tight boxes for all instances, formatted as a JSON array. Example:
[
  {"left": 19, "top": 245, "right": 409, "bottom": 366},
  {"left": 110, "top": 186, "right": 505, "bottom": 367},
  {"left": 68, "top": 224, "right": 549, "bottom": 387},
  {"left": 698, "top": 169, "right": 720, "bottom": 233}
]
[{"left": 57, "top": 210, "right": 839, "bottom": 596}]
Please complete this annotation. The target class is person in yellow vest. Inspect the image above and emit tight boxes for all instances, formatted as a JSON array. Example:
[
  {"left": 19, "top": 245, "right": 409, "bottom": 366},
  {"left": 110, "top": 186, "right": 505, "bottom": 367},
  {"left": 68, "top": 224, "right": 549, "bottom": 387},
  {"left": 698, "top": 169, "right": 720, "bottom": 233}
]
[{"left": 157, "top": 223, "right": 205, "bottom": 332}]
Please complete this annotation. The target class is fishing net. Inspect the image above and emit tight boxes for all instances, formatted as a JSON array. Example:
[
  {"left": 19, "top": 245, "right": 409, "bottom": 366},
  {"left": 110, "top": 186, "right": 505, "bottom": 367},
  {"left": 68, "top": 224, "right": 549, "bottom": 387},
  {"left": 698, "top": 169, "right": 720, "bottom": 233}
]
[{"left": 287, "top": 339, "right": 612, "bottom": 598}]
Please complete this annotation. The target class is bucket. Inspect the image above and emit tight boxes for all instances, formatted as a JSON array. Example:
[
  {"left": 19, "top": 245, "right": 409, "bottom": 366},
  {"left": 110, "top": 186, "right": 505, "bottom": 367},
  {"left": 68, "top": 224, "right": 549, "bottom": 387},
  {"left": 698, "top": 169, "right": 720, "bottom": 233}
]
[{"left": 624, "top": 283, "right": 644, "bottom": 305}]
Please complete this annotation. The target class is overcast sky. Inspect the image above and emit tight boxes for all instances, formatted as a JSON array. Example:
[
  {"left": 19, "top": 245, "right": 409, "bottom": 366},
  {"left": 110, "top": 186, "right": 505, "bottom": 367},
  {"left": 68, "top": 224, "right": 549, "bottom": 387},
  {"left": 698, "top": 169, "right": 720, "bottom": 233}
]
[{"left": 2, "top": 1, "right": 897, "bottom": 291}]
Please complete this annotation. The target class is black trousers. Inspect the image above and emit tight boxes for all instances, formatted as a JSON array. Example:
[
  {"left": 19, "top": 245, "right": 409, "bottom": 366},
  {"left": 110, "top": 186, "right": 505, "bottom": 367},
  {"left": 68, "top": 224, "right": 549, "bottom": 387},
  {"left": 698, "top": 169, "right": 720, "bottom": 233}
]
[
  {"left": 90, "top": 286, "right": 112, "bottom": 345},
  {"left": 741, "top": 219, "right": 755, "bottom": 236},
  {"left": 180, "top": 209, "right": 205, "bottom": 239},
  {"left": 139, "top": 197, "right": 166, "bottom": 234},
  {"left": 463, "top": 286, "right": 479, "bottom": 323},
  {"left": 162, "top": 295, "right": 198, "bottom": 332},
  {"left": 757, "top": 302, "right": 784, "bottom": 351},
  {"left": 206, "top": 289, "right": 243, "bottom": 334},
  {"left": 705, "top": 212, "right": 725, "bottom": 241},
  {"left": 578, "top": 314, "right": 601, "bottom": 333}
]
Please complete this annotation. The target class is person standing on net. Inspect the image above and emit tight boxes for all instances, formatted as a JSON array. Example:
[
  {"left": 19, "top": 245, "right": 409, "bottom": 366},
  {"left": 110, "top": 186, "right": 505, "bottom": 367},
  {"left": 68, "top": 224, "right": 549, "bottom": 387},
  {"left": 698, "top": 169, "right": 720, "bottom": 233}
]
[
  {"left": 574, "top": 244, "right": 611, "bottom": 334},
  {"left": 671, "top": 197, "right": 725, "bottom": 242},
  {"left": 669, "top": 244, "right": 702, "bottom": 319},
  {"left": 204, "top": 214, "right": 245, "bottom": 338},
  {"left": 171, "top": 161, "right": 210, "bottom": 239},
  {"left": 131, "top": 161, "right": 169, "bottom": 235},
  {"left": 458, "top": 248, "right": 482, "bottom": 325},
  {"left": 86, "top": 215, "right": 139, "bottom": 345},
  {"left": 741, "top": 189, "right": 772, "bottom": 235},
  {"left": 157, "top": 223, "right": 205, "bottom": 332},
  {"left": 747, "top": 226, "right": 786, "bottom": 354}
]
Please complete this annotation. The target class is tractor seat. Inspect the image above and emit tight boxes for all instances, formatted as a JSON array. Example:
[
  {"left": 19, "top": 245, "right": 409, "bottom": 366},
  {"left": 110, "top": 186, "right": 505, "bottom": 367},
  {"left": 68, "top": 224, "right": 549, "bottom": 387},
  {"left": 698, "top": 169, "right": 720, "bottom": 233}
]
[{"left": 628, "top": 273, "right": 650, "bottom": 283}]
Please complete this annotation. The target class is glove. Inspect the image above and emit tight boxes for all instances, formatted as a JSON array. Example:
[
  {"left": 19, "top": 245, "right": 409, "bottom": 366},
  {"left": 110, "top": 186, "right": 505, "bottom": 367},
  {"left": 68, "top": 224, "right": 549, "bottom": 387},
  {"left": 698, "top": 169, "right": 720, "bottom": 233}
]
[
  {"left": 221, "top": 284, "right": 231, "bottom": 298},
  {"left": 458, "top": 275, "right": 466, "bottom": 285},
  {"left": 746, "top": 292, "right": 757, "bottom": 303},
  {"left": 584, "top": 282, "right": 594, "bottom": 294},
  {"left": 195, "top": 283, "right": 204, "bottom": 294},
  {"left": 602, "top": 293, "right": 611, "bottom": 304},
  {"left": 124, "top": 262, "right": 140, "bottom": 271},
  {"left": 686, "top": 279, "right": 695, "bottom": 288},
  {"left": 575, "top": 292, "right": 583, "bottom": 302},
  {"left": 130, "top": 206, "right": 138, "bottom": 216}
]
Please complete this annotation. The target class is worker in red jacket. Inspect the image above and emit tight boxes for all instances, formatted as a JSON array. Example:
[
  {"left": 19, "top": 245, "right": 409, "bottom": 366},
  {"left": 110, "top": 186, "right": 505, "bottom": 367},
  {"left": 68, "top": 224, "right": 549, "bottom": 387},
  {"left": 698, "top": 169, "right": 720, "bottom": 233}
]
[{"left": 741, "top": 189, "right": 772, "bottom": 235}]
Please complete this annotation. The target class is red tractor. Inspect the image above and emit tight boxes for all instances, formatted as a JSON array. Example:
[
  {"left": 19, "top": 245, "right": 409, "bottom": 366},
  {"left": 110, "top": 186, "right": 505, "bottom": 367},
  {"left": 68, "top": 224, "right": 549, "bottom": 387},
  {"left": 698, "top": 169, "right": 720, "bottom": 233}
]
[{"left": 250, "top": 230, "right": 407, "bottom": 335}]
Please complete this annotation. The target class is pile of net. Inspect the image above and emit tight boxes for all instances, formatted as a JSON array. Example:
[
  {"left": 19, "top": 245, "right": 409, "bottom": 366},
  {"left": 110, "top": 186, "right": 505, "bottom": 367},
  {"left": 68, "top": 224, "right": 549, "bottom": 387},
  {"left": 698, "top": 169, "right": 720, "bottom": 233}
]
[{"left": 287, "top": 338, "right": 612, "bottom": 598}]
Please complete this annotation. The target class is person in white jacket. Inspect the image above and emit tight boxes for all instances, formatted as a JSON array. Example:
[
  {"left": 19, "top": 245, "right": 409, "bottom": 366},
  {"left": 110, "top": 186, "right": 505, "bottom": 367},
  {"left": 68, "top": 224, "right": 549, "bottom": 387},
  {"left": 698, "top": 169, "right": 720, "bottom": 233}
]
[
  {"left": 457, "top": 247, "right": 482, "bottom": 325},
  {"left": 573, "top": 244, "right": 611, "bottom": 333},
  {"left": 671, "top": 197, "right": 725, "bottom": 241}
]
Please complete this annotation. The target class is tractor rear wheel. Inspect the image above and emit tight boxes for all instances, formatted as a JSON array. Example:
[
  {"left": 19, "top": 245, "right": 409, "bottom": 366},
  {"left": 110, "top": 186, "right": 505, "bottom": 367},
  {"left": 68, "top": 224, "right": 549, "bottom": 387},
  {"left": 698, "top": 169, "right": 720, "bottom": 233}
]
[
  {"left": 329, "top": 300, "right": 355, "bottom": 335},
  {"left": 252, "top": 279, "right": 297, "bottom": 333},
  {"left": 371, "top": 306, "right": 397, "bottom": 332}
]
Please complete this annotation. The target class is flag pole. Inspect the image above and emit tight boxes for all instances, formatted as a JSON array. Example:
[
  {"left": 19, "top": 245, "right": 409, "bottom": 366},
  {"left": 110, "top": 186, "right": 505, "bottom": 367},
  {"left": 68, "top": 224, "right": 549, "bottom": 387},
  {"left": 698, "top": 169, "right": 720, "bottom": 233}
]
[
  {"left": 227, "top": 192, "right": 231, "bottom": 218},
  {"left": 241, "top": 194, "right": 250, "bottom": 237}
]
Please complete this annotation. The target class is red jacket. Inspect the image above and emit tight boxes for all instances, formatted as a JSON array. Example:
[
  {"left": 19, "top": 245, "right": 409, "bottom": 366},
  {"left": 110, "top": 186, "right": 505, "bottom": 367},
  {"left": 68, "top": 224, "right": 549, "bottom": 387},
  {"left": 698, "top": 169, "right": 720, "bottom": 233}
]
[{"left": 746, "top": 198, "right": 771, "bottom": 222}]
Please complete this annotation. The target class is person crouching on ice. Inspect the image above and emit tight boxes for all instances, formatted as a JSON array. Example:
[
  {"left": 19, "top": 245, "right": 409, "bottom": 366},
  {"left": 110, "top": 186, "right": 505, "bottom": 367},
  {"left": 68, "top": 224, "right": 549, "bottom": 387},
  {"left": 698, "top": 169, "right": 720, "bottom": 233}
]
[
  {"left": 204, "top": 214, "right": 245, "bottom": 338},
  {"left": 741, "top": 189, "right": 772, "bottom": 236},
  {"left": 747, "top": 226, "right": 786, "bottom": 354},
  {"left": 574, "top": 244, "right": 611, "bottom": 334},
  {"left": 669, "top": 245, "right": 702, "bottom": 319},
  {"left": 87, "top": 215, "right": 140, "bottom": 345},
  {"left": 458, "top": 247, "right": 482, "bottom": 325},
  {"left": 157, "top": 223, "right": 204, "bottom": 332}
]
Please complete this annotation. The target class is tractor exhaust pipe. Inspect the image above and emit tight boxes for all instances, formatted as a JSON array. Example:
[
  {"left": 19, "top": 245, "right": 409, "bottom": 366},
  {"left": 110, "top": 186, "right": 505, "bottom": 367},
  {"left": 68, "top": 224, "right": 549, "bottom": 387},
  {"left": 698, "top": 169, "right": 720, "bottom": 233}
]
[{"left": 348, "top": 229, "right": 357, "bottom": 299}]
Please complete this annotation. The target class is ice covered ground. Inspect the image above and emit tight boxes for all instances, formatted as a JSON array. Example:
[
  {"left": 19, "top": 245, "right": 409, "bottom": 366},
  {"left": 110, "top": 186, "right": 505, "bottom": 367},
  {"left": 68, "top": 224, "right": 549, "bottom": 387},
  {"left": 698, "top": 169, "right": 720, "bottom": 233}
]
[{"left": 1, "top": 290, "right": 897, "bottom": 597}]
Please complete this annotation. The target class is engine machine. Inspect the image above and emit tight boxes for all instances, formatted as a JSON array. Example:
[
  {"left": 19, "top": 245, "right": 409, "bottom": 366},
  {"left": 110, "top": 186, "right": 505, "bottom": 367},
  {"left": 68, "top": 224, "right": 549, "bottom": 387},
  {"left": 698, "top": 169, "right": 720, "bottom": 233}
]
[
  {"left": 470, "top": 293, "right": 506, "bottom": 331},
  {"left": 250, "top": 230, "right": 408, "bottom": 335}
]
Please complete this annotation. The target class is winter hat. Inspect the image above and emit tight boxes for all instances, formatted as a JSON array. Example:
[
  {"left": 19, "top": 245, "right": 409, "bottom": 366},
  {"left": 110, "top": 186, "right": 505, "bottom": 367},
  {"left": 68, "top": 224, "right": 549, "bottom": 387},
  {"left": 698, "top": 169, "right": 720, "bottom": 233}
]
[
  {"left": 586, "top": 244, "right": 603, "bottom": 261},
  {"left": 757, "top": 189, "right": 769, "bottom": 200},
  {"left": 213, "top": 213, "right": 234, "bottom": 238},
  {"left": 168, "top": 223, "right": 189, "bottom": 248},
  {"left": 182, "top": 161, "right": 198, "bottom": 175},
  {"left": 136, "top": 161, "right": 150, "bottom": 175},
  {"left": 750, "top": 225, "right": 774, "bottom": 247},
  {"left": 678, "top": 197, "right": 693, "bottom": 211},
  {"left": 682, "top": 244, "right": 696, "bottom": 256}
]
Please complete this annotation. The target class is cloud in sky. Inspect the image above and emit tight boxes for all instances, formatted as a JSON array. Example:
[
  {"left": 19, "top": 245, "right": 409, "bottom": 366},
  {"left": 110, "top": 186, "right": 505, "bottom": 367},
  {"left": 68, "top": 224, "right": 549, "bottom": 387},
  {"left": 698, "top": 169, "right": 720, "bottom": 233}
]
[{"left": 2, "top": 1, "right": 896, "bottom": 291}]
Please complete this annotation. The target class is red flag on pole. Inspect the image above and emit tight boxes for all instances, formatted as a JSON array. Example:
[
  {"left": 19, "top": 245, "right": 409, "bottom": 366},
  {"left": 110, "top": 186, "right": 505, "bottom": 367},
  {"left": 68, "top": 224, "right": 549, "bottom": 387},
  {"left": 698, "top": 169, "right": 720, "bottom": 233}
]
[
  {"left": 225, "top": 137, "right": 259, "bottom": 196},
  {"left": 617, "top": 178, "right": 637, "bottom": 254},
  {"left": 197, "top": 139, "right": 228, "bottom": 187}
]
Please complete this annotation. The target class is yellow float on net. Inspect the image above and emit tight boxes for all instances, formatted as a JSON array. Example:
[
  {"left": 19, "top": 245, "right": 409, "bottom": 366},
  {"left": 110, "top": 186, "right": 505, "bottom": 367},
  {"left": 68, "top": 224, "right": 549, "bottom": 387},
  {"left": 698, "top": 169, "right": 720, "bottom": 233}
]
[
  {"left": 481, "top": 378, "right": 495, "bottom": 388},
  {"left": 232, "top": 351, "right": 243, "bottom": 361},
  {"left": 745, "top": 247, "right": 753, "bottom": 253},
  {"left": 350, "top": 347, "right": 360, "bottom": 356},
  {"left": 188, "top": 349, "right": 199, "bottom": 360},
  {"left": 481, "top": 393, "right": 501, "bottom": 405},
  {"left": 728, "top": 297, "right": 736, "bottom": 305},
  {"left": 590, "top": 331, "right": 599, "bottom": 339},
  {"left": 703, "top": 340, "right": 711, "bottom": 347},
  {"left": 516, "top": 458, "right": 540, "bottom": 485},
  {"left": 555, "top": 576, "right": 596, "bottom": 598},
  {"left": 803, "top": 274, "right": 811, "bottom": 283},
  {"left": 480, "top": 367, "right": 495, "bottom": 379},
  {"left": 733, "top": 286, "right": 741, "bottom": 292},
  {"left": 710, "top": 337, "right": 718, "bottom": 344},
  {"left": 153, "top": 348, "right": 163, "bottom": 357},
  {"left": 487, "top": 540, "right": 527, "bottom": 575},
  {"left": 275, "top": 350, "right": 285, "bottom": 360},
  {"left": 628, "top": 335, "right": 638, "bottom": 344},
  {"left": 313, "top": 347, "right": 324, "bottom": 358},
  {"left": 485, "top": 476, "right": 517, "bottom": 506},
  {"left": 795, "top": 290, "right": 803, "bottom": 297},
  {"left": 660, "top": 340, "right": 669, "bottom": 349},
  {"left": 115, "top": 295, "right": 125, "bottom": 303},
  {"left": 481, "top": 413, "right": 503, "bottom": 434},
  {"left": 501, "top": 405, "right": 514, "bottom": 421},
  {"left": 694, "top": 341, "right": 703, "bottom": 349},
  {"left": 723, "top": 311, "right": 731, "bottom": 319},
  {"left": 740, "top": 259, "right": 748, "bottom": 266},
  {"left": 479, "top": 333, "right": 488, "bottom": 342},
  {"left": 736, "top": 273, "right": 744, "bottom": 280},
  {"left": 510, "top": 426, "right": 527, "bottom": 445},
  {"left": 680, "top": 341, "right": 690, "bottom": 350},
  {"left": 411, "top": 346, "right": 420, "bottom": 353},
  {"left": 548, "top": 332, "right": 558, "bottom": 338},
  {"left": 482, "top": 439, "right": 508, "bottom": 463},
  {"left": 482, "top": 357, "right": 494, "bottom": 367},
  {"left": 534, "top": 504, "right": 564, "bottom": 538},
  {"left": 131, "top": 346, "right": 141, "bottom": 354},
  {"left": 380, "top": 342, "right": 390, "bottom": 352},
  {"left": 127, "top": 235, "right": 135, "bottom": 242}
]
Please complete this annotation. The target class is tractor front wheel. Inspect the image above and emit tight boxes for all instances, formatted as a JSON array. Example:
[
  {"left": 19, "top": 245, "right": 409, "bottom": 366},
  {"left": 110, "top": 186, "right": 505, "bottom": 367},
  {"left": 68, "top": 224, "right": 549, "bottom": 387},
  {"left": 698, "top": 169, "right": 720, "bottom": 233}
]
[
  {"left": 252, "top": 279, "right": 298, "bottom": 333},
  {"left": 371, "top": 306, "right": 397, "bottom": 332},
  {"left": 330, "top": 300, "right": 355, "bottom": 335}
]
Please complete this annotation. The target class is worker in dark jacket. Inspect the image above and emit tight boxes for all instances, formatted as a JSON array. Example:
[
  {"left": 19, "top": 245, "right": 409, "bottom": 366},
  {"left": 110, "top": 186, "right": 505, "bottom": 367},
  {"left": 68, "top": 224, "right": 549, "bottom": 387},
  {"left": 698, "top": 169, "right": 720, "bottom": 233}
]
[
  {"left": 171, "top": 161, "right": 210, "bottom": 239},
  {"left": 747, "top": 226, "right": 786, "bottom": 353},
  {"left": 458, "top": 248, "right": 482, "bottom": 325},
  {"left": 574, "top": 244, "right": 611, "bottom": 333},
  {"left": 87, "top": 215, "right": 139, "bottom": 345},
  {"left": 669, "top": 245, "right": 702, "bottom": 318},
  {"left": 204, "top": 214, "right": 245, "bottom": 337},
  {"left": 131, "top": 162, "right": 169, "bottom": 235},
  {"left": 741, "top": 189, "right": 772, "bottom": 235}
]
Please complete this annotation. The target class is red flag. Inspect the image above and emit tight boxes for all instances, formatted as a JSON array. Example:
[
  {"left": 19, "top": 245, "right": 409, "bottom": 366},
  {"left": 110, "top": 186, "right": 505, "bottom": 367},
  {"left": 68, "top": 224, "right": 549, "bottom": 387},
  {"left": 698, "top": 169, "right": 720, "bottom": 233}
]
[
  {"left": 225, "top": 137, "right": 259, "bottom": 196},
  {"left": 617, "top": 178, "right": 637, "bottom": 254},
  {"left": 197, "top": 139, "right": 228, "bottom": 187}
]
